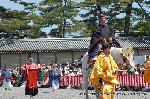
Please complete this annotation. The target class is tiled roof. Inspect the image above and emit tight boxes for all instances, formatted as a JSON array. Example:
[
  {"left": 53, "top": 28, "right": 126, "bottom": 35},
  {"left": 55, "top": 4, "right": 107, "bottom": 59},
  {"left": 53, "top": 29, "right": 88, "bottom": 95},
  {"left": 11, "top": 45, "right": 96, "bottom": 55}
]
[
  {"left": 0, "top": 39, "right": 14, "bottom": 47},
  {"left": 0, "top": 38, "right": 90, "bottom": 53},
  {"left": 116, "top": 37, "right": 150, "bottom": 50},
  {"left": 0, "top": 37, "right": 150, "bottom": 53}
]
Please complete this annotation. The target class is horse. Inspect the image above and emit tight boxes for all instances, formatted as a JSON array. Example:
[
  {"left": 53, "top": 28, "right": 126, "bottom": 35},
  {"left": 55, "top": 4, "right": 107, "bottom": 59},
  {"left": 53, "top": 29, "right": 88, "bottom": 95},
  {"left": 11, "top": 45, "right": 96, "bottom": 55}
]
[{"left": 81, "top": 46, "right": 136, "bottom": 99}]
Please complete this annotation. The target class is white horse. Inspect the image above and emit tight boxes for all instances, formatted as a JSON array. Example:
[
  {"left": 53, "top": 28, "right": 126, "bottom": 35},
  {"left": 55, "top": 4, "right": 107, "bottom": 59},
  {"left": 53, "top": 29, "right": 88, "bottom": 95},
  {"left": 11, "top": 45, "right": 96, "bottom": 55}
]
[{"left": 81, "top": 46, "right": 136, "bottom": 99}]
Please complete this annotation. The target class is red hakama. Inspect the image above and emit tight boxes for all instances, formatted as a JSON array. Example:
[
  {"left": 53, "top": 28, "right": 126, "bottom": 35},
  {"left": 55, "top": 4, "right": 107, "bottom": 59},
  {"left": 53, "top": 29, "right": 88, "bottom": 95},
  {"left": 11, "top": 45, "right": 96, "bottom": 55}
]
[{"left": 22, "top": 63, "right": 40, "bottom": 96}]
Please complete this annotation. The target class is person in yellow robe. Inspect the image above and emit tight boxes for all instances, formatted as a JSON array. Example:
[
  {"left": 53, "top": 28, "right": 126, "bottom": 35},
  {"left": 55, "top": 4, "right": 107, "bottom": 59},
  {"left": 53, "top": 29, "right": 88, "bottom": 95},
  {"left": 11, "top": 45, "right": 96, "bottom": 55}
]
[
  {"left": 90, "top": 43, "right": 119, "bottom": 99},
  {"left": 144, "top": 55, "right": 150, "bottom": 84}
]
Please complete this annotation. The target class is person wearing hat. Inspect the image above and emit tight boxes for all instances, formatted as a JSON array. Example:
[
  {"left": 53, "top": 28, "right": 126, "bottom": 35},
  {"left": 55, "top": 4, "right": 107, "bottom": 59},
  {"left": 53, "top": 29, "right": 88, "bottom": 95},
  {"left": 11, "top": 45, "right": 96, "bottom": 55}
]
[
  {"left": 88, "top": 15, "right": 115, "bottom": 66},
  {"left": 90, "top": 43, "right": 119, "bottom": 99}
]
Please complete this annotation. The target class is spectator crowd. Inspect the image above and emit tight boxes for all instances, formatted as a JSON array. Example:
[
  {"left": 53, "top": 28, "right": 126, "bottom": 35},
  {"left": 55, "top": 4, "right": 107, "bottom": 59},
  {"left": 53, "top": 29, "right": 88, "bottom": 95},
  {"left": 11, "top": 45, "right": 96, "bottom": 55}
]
[{"left": 0, "top": 55, "right": 149, "bottom": 92}]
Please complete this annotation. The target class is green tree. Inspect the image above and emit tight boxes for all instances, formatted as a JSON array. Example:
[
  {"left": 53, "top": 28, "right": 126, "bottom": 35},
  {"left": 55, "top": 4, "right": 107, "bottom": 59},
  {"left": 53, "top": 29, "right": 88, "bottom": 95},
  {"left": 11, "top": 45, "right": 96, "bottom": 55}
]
[
  {"left": 79, "top": 0, "right": 150, "bottom": 37},
  {"left": 0, "top": 0, "right": 46, "bottom": 39},
  {"left": 79, "top": 0, "right": 122, "bottom": 36},
  {"left": 130, "top": 0, "right": 150, "bottom": 37},
  {"left": 119, "top": 0, "right": 150, "bottom": 37},
  {"left": 39, "top": 0, "right": 79, "bottom": 38},
  {"left": 16, "top": 0, "right": 46, "bottom": 38},
  {"left": 0, "top": 5, "right": 30, "bottom": 39},
  {"left": 1, "top": 0, "right": 149, "bottom": 39}
]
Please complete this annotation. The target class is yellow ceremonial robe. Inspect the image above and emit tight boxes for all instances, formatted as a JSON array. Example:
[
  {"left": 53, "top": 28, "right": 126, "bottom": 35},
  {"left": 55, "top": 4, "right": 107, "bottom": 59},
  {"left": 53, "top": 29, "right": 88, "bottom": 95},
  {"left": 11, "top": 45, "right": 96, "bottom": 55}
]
[
  {"left": 90, "top": 53, "right": 105, "bottom": 88},
  {"left": 144, "top": 60, "right": 150, "bottom": 84},
  {"left": 90, "top": 52, "right": 119, "bottom": 99}
]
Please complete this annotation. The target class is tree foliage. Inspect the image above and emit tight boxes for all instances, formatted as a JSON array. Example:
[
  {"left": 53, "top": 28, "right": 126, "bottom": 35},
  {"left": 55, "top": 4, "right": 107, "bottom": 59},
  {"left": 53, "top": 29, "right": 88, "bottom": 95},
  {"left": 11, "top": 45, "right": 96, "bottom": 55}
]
[
  {"left": 39, "top": 0, "right": 79, "bottom": 37},
  {"left": 0, "top": 0, "right": 149, "bottom": 39},
  {"left": 0, "top": 6, "right": 29, "bottom": 39},
  {"left": 79, "top": 0, "right": 150, "bottom": 37},
  {"left": 0, "top": 0, "right": 46, "bottom": 39}
]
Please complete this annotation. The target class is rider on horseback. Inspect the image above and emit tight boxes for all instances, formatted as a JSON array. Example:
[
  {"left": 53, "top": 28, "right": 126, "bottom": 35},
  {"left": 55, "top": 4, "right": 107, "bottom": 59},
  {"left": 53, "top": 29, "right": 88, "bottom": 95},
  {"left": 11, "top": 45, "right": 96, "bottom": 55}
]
[{"left": 88, "top": 15, "right": 116, "bottom": 65}]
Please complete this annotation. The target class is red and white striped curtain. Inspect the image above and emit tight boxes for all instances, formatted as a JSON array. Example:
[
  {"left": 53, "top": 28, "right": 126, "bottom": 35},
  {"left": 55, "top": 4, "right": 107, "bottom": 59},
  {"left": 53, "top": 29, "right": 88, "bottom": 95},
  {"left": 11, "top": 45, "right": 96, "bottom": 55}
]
[
  {"left": 118, "top": 74, "right": 149, "bottom": 87},
  {"left": 44, "top": 74, "right": 149, "bottom": 87},
  {"left": 60, "top": 75, "right": 83, "bottom": 87}
]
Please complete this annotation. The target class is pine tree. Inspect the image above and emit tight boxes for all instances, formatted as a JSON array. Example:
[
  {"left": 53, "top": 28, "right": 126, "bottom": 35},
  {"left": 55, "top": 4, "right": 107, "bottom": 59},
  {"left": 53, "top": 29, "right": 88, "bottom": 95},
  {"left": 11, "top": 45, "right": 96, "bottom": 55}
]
[
  {"left": 17, "top": 0, "right": 46, "bottom": 38},
  {"left": 0, "top": 0, "right": 46, "bottom": 39},
  {"left": 0, "top": 5, "right": 29, "bottom": 39},
  {"left": 79, "top": 0, "right": 150, "bottom": 37},
  {"left": 79, "top": 0, "right": 121, "bottom": 36},
  {"left": 130, "top": 0, "right": 150, "bottom": 37},
  {"left": 39, "top": 0, "right": 79, "bottom": 38}
]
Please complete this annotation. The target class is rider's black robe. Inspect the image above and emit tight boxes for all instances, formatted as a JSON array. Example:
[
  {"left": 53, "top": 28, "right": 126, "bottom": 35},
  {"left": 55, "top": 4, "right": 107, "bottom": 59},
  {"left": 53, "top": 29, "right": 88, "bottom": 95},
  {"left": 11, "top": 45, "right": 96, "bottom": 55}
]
[{"left": 88, "top": 24, "right": 114, "bottom": 59}]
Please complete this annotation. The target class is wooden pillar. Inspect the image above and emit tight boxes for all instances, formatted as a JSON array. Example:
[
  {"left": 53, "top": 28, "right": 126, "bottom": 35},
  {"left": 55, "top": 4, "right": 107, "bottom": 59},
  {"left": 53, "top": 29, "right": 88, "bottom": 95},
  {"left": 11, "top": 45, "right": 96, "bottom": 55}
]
[
  {"left": 37, "top": 52, "right": 40, "bottom": 64},
  {"left": 71, "top": 51, "right": 74, "bottom": 63},
  {"left": 18, "top": 53, "right": 22, "bottom": 67},
  {"left": 54, "top": 51, "right": 57, "bottom": 63}
]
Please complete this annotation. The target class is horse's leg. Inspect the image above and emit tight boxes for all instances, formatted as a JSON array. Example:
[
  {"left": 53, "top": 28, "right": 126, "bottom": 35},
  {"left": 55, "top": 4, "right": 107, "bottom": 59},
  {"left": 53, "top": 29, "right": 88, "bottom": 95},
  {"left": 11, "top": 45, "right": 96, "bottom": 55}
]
[
  {"left": 94, "top": 87, "right": 99, "bottom": 99},
  {"left": 85, "top": 66, "right": 90, "bottom": 99},
  {"left": 81, "top": 53, "right": 89, "bottom": 99},
  {"left": 82, "top": 67, "right": 89, "bottom": 99},
  {"left": 83, "top": 63, "right": 98, "bottom": 99}
]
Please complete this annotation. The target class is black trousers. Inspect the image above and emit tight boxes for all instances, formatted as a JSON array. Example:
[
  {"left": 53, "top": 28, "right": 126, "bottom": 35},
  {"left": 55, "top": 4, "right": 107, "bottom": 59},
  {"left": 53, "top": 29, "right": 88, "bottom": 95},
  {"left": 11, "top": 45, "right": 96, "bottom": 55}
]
[{"left": 25, "top": 86, "right": 38, "bottom": 96}]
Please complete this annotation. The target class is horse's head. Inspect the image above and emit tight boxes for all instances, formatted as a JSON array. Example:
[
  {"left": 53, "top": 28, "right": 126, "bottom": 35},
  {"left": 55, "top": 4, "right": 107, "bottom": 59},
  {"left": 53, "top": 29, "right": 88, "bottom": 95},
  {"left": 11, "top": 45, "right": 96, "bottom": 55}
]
[
  {"left": 110, "top": 46, "right": 136, "bottom": 74},
  {"left": 122, "top": 45, "right": 135, "bottom": 67},
  {"left": 110, "top": 47, "right": 123, "bottom": 65}
]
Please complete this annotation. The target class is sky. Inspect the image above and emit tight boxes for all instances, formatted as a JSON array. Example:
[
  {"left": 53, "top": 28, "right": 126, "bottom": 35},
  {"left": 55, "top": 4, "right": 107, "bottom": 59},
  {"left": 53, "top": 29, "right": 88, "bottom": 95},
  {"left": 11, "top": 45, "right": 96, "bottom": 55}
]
[{"left": 0, "top": 0, "right": 41, "bottom": 10}]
